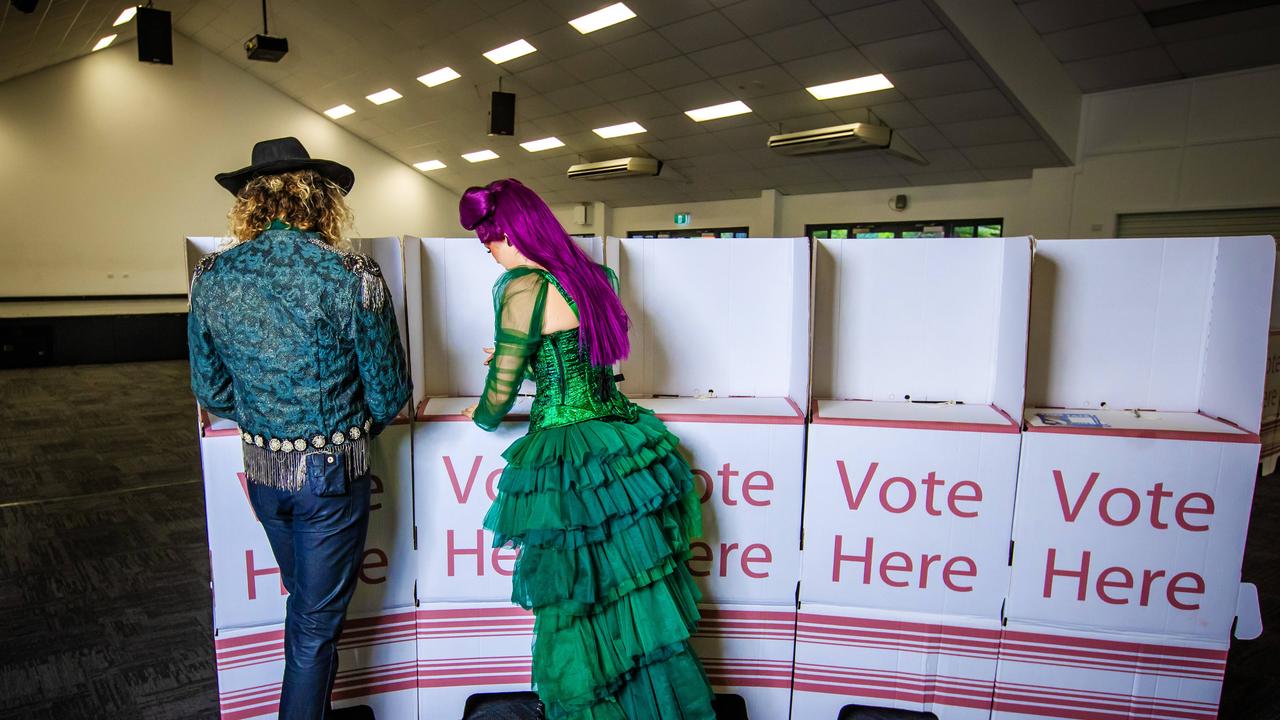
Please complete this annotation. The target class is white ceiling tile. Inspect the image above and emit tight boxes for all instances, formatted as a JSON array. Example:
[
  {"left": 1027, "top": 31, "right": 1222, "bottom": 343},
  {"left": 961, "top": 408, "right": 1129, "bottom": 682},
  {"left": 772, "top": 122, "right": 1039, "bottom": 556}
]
[
  {"left": 777, "top": 111, "right": 846, "bottom": 133},
  {"left": 936, "top": 115, "right": 1041, "bottom": 147},
  {"left": 514, "top": 63, "right": 583, "bottom": 93},
  {"left": 716, "top": 65, "right": 803, "bottom": 99},
  {"left": 526, "top": 23, "right": 591, "bottom": 61},
  {"left": 980, "top": 167, "right": 1035, "bottom": 181},
  {"left": 866, "top": 100, "right": 930, "bottom": 128},
  {"left": 662, "top": 133, "right": 728, "bottom": 157},
  {"left": 889, "top": 60, "right": 993, "bottom": 99},
  {"left": 894, "top": 125, "right": 952, "bottom": 150},
  {"left": 961, "top": 140, "right": 1061, "bottom": 168},
  {"left": 1152, "top": 3, "right": 1280, "bottom": 43},
  {"left": 829, "top": 0, "right": 943, "bottom": 45},
  {"left": 688, "top": 38, "right": 773, "bottom": 77},
  {"left": 661, "top": 79, "right": 737, "bottom": 109},
  {"left": 655, "top": 10, "right": 745, "bottom": 51},
  {"left": 603, "top": 30, "right": 683, "bottom": 68},
  {"left": 905, "top": 169, "right": 988, "bottom": 186},
  {"left": 781, "top": 46, "right": 878, "bottom": 87},
  {"left": 558, "top": 47, "right": 627, "bottom": 81},
  {"left": 571, "top": 103, "right": 631, "bottom": 127},
  {"left": 1163, "top": 26, "right": 1280, "bottom": 78},
  {"left": 861, "top": 29, "right": 969, "bottom": 72},
  {"left": 779, "top": 180, "right": 847, "bottom": 196},
  {"left": 495, "top": 0, "right": 576, "bottom": 36},
  {"left": 518, "top": 94, "right": 563, "bottom": 119},
  {"left": 1042, "top": 14, "right": 1160, "bottom": 63},
  {"left": 585, "top": 71, "right": 657, "bottom": 102},
  {"left": 912, "top": 88, "right": 1017, "bottom": 124},
  {"left": 841, "top": 176, "right": 909, "bottom": 191},
  {"left": 753, "top": 18, "right": 850, "bottom": 64},
  {"left": 811, "top": 152, "right": 898, "bottom": 179},
  {"left": 544, "top": 83, "right": 608, "bottom": 111},
  {"left": 633, "top": 55, "right": 711, "bottom": 89},
  {"left": 889, "top": 146, "right": 973, "bottom": 174},
  {"left": 1016, "top": 0, "right": 1138, "bottom": 34},
  {"left": 641, "top": 113, "right": 710, "bottom": 139},
  {"left": 626, "top": 0, "right": 716, "bottom": 26},
  {"left": 611, "top": 91, "right": 684, "bottom": 119},
  {"left": 714, "top": 122, "right": 774, "bottom": 150},
  {"left": 1062, "top": 45, "right": 1180, "bottom": 93},
  {"left": 748, "top": 90, "right": 830, "bottom": 122},
  {"left": 721, "top": 0, "right": 821, "bottom": 35}
]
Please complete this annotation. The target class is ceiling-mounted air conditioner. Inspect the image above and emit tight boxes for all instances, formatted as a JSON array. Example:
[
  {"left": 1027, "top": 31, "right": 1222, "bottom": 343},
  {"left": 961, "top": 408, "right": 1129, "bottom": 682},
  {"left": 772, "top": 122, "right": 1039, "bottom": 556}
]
[
  {"left": 567, "top": 156, "right": 663, "bottom": 180},
  {"left": 767, "top": 122, "right": 926, "bottom": 164}
]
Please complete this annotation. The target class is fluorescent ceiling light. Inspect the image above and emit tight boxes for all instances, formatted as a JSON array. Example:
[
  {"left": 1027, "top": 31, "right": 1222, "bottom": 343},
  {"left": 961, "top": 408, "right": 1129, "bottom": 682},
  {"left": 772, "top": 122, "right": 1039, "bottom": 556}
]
[
  {"left": 570, "top": 3, "right": 636, "bottom": 33},
  {"left": 592, "top": 121, "right": 645, "bottom": 139},
  {"left": 92, "top": 34, "right": 117, "bottom": 51},
  {"left": 806, "top": 73, "right": 894, "bottom": 100},
  {"left": 366, "top": 88, "right": 403, "bottom": 105},
  {"left": 414, "top": 160, "right": 447, "bottom": 171},
  {"left": 520, "top": 137, "right": 566, "bottom": 152},
  {"left": 484, "top": 39, "right": 536, "bottom": 64},
  {"left": 462, "top": 150, "right": 500, "bottom": 163},
  {"left": 418, "top": 67, "right": 460, "bottom": 87},
  {"left": 113, "top": 6, "right": 137, "bottom": 26},
  {"left": 324, "top": 104, "right": 355, "bottom": 119},
  {"left": 685, "top": 100, "right": 752, "bottom": 122}
]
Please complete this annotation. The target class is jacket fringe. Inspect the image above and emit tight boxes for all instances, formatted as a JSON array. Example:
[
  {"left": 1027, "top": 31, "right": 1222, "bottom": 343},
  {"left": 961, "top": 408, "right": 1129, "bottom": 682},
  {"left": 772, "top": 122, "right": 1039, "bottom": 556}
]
[{"left": 241, "top": 435, "right": 370, "bottom": 492}]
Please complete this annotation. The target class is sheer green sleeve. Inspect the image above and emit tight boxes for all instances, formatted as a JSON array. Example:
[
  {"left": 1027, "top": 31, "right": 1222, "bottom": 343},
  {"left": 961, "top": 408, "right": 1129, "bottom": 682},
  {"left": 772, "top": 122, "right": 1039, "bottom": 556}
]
[{"left": 473, "top": 269, "right": 548, "bottom": 431}]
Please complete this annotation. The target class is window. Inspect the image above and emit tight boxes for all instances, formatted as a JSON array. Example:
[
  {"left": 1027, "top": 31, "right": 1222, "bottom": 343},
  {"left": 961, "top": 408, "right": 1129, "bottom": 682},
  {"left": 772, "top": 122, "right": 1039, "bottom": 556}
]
[
  {"left": 627, "top": 226, "right": 750, "bottom": 239},
  {"left": 808, "top": 218, "right": 1003, "bottom": 240}
]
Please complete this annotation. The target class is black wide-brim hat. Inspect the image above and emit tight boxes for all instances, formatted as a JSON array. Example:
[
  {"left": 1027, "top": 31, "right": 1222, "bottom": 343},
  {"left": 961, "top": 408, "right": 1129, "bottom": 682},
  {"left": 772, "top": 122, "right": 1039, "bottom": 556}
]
[{"left": 215, "top": 136, "right": 355, "bottom": 196}]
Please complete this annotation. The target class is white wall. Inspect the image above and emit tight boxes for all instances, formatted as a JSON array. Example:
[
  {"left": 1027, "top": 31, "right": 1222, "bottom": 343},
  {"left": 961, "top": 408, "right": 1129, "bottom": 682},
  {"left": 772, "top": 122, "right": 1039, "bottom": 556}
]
[
  {"left": 0, "top": 33, "right": 459, "bottom": 299},
  {"left": 559, "top": 64, "right": 1280, "bottom": 243}
]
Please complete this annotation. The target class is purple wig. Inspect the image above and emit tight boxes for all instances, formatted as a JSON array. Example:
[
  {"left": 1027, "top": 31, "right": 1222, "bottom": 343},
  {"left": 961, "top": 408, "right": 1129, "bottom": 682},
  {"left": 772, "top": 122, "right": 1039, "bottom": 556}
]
[{"left": 459, "top": 178, "right": 630, "bottom": 365}]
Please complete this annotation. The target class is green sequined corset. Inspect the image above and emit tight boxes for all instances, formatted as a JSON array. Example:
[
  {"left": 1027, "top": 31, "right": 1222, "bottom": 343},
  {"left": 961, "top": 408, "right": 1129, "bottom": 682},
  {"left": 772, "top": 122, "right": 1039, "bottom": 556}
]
[{"left": 529, "top": 327, "right": 639, "bottom": 432}]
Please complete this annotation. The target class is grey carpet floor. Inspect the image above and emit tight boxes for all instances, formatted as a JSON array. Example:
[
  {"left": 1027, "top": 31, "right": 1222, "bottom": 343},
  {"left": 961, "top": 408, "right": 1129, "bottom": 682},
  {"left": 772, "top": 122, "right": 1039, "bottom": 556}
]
[{"left": 0, "top": 360, "right": 1275, "bottom": 719}]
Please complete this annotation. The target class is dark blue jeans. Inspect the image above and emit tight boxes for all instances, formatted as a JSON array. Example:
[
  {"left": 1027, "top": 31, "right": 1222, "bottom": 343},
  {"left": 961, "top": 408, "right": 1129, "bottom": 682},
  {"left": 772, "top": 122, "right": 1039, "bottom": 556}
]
[{"left": 247, "top": 454, "right": 372, "bottom": 720}]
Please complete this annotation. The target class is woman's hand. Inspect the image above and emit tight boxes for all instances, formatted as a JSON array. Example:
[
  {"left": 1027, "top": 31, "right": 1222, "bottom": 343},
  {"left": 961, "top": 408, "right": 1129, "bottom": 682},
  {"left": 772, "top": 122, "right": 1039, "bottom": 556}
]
[
  {"left": 482, "top": 347, "right": 495, "bottom": 366},
  {"left": 462, "top": 403, "right": 478, "bottom": 419}
]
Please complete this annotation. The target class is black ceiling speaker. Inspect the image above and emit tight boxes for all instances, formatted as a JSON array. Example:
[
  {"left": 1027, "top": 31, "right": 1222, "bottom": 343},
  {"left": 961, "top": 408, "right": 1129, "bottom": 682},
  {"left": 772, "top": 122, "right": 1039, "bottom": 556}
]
[
  {"left": 10, "top": 0, "right": 38, "bottom": 13},
  {"left": 137, "top": 6, "right": 173, "bottom": 65},
  {"left": 489, "top": 91, "right": 516, "bottom": 137}
]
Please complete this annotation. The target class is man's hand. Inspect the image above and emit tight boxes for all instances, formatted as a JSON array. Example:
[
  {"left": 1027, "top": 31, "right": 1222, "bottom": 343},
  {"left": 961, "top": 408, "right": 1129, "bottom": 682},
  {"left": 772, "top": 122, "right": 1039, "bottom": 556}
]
[
  {"left": 462, "top": 403, "right": 478, "bottom": 419},
  {"left": 482, "top": 347, "right": 495, "bottom": 366}
]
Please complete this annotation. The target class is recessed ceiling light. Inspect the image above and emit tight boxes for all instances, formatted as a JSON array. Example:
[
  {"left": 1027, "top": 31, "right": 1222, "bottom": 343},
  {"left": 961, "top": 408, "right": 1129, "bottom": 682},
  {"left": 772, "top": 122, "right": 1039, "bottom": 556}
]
[
  {"left": 570, "top": 3, "right": 636, "bottom": 34},
  {"left": 484, "top": 39, "right": 536, "bottom": 64},
  {"left": 414, "top": 160, "right": 447, "bottom": 171},
  {"left": 113, "top": 6, "right": 137, "bottom": 26},
  {"left": 324, "top": 104, "right": 355, "bottom": 119},
  {"left": 593, "top": 121, "right": 645, "bottom": 139},
  {"left": 806, "top": 73, "right": 894, "bottom": 101},
  {"left": 462, "top": 150, "right": 500, "bottom": 163},
  {"left": 685, "top": 100, "right": 752, "bottom": 122},
  {"left": 418, "top": 67, "right": 460, "bottom": 87},
  {"left": 92, "top": 34, "right": 117, "bottom": 51},
  {"left": 366, "top": 88, "right": 403, "bottom": 105},
  {"left": 520, "top": 137, "right": 566, "bottom": 152}
]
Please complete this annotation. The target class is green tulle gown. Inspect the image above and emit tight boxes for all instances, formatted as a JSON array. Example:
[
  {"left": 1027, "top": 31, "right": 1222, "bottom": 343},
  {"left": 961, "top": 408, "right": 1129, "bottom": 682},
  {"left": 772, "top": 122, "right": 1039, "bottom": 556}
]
[{"left": 472, "top": 266, "right": 717, "bottom": 720}]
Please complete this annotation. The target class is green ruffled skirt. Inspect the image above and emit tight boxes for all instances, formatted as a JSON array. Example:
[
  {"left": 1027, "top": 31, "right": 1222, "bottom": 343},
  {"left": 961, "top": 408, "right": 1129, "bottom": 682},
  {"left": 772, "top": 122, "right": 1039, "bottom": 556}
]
[{"left": 482, "top": 410, "right": 718, "bottom": 720}]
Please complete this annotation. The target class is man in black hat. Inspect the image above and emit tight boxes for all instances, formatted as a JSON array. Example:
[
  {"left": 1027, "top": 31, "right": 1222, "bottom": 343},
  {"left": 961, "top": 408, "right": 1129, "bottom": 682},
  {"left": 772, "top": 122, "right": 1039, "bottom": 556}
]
[{"left": 190, "top": 137, "right": 411, "bottom": 719}]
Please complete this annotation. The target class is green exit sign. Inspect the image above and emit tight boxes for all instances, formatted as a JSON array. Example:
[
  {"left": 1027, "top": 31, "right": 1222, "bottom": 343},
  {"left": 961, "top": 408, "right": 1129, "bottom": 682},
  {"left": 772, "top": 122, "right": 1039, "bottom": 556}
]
[{"left": 674, "top": 212, "right": 691, "bottom": 226}]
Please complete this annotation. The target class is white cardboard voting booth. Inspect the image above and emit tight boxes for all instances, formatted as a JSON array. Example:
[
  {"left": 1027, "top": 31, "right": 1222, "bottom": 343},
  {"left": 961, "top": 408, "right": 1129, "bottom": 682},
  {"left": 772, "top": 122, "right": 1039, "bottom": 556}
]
[
  {"left": 403, "top": 236, "right": 601, "bottom": 718},
  {"left": 998, "top": 236, "right": 1273, "bottom": 719},
  {"left": 213, "top": 607, "right": 418, "bottom": 719},
  {"left": 187, "top": 236, "right": 418, "bottom": 718},
  {"left": 795, "top": 236, "right": 1033, "bottom": 720},
  {"left": 606, "top": 235, "right": 811, "bottom": 716}
]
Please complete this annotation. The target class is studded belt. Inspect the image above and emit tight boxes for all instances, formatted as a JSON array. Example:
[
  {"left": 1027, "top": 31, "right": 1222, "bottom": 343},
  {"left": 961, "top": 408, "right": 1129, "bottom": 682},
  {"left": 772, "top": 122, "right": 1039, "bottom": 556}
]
[{"left": 239, "top": 418, "right": 374, "bottom": 491}]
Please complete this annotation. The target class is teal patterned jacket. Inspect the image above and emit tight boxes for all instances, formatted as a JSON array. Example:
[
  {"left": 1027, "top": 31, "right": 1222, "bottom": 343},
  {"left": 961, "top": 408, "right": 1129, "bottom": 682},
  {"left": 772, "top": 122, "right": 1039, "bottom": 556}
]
[{"left": 187, "top": 223, "right": 412, "bottom": 489}]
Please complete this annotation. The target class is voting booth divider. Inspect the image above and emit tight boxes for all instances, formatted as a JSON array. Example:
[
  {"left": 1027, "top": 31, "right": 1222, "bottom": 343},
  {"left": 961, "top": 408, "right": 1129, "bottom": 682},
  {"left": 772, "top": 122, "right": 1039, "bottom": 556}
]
[
  {"left": 402, "top": 235, "right": 811, "bottom": 719},
  {"left": 996, "top": 236, "right": 1272, "bottom": 720},
  {"left": 189, "top": 232, "right": 1274, "bottom": 720},
  {"left": 188, "top": 236, "right": 419, "bottom": 717},
  {"left": 794, "top": 236, "right": 1033, "bottom": 720},
  {"left": 608, "top": 235, "right": 812, "bottom": 719}
]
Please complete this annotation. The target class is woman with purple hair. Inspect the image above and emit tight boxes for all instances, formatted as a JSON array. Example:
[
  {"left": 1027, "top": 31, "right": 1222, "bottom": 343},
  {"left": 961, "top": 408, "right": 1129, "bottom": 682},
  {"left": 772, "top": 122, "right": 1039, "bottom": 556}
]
[{"left": 459, "top": 178, "right": 717, "bottom": 720}]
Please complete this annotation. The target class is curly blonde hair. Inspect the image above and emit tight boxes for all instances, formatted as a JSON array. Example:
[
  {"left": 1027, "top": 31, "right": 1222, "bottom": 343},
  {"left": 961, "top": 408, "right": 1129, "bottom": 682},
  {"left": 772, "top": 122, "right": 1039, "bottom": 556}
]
[{"left": 227, "top": 170, "right": 354, "bottom": 250}]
